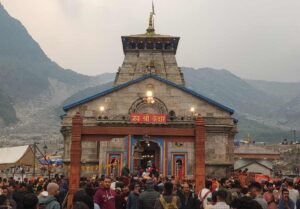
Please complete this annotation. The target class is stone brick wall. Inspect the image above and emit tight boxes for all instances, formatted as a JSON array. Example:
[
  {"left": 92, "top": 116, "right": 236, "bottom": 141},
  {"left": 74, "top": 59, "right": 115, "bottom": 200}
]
[
  {"left": 166, "top": 141, "right": 195, "bottom": 176},
  {"left": 63, "top": 78, "right": 232, "bottom": 126},
  {"left": 61, "top": 78, "right": 236, "bottom": 179},
  {"left": 206, "top": 132, "right": 232, "bottom": 164},
  {"left": 115, "top": 52, "right": 184, "bottom": 85}
]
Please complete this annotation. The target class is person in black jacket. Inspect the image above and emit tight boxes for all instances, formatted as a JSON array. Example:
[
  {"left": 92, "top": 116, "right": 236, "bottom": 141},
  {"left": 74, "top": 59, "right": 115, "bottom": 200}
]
[
  {"left": 177, "top": 183, "right": 200, "bottom": 209},
  {"left": 127, "top": 184, "right": 140, "bottom": 209},
  {"left": 139, "top": 180, "right": 160, "bottom": 209}
]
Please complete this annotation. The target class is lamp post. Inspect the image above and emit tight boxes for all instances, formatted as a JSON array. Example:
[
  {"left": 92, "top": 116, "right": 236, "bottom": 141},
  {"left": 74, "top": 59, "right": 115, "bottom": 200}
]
[{"left": 32, "top": 142, "right": 39, "bottom": 177}]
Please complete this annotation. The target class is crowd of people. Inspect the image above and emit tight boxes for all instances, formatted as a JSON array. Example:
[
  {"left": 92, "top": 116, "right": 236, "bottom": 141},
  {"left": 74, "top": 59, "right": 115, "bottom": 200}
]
[{"left": 0, "top": 169, "right": 300, "bottom": 209}]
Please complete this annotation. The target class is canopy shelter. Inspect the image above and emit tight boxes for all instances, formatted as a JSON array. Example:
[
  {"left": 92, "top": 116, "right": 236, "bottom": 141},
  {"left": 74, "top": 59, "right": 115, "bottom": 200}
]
[{"left": 0, "top": 145, "right": 35, "bottom": 170}]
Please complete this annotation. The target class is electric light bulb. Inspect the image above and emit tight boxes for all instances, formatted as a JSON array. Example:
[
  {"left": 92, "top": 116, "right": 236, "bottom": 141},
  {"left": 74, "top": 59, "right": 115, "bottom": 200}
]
[{"left": 146, "top": 90, "right": 153, "bottom": 97}]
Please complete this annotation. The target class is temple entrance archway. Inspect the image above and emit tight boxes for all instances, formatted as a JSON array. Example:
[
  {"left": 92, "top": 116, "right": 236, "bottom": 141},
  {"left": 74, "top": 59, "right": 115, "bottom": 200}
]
[
  {"left": 133, "top": 139, "right": 161, "bottom": 173},
  {"left": 66, "top": 113, "right": 206, "bottom": 208}
]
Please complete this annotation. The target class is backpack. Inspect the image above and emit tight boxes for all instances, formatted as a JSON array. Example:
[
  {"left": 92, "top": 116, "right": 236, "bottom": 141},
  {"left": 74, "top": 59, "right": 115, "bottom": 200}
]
[
  {"left": 38, "top": 199, "right": 55, "bottom": 209},
  {"left": 199, "top": 190, "right": 211, "bottom": 209},
  {"left": 159, "top": 195, "right": 178, "bottom": 209}
]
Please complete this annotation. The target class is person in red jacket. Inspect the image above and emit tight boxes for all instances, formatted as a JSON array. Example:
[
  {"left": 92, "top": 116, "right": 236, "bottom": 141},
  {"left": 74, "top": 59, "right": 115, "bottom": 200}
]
[{"left": 93, "top": 177, "right": 116, "bottom": 209}]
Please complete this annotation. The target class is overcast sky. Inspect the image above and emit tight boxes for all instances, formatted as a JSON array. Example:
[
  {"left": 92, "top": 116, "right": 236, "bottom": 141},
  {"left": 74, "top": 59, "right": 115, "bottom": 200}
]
[{"left": 2, "top": 0, "right": 300, "bottom": 82}]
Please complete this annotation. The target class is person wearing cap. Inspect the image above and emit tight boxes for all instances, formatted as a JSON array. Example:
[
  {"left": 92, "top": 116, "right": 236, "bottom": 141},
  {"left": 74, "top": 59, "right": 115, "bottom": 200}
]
[{"left": 139, "top": 180, "right": 160, "bottom": 209}]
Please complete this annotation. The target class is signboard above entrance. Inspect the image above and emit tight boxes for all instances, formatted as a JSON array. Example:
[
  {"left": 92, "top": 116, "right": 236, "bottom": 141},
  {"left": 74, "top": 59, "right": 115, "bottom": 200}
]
[{"left": 130, "top": 113, "right": 167, "bottom": 124}]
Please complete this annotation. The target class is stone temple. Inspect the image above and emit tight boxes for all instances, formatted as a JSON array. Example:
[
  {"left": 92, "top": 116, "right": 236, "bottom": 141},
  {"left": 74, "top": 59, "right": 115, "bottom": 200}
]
[{"left": 61, "top": 7, "right": 237, "bottom": 198}]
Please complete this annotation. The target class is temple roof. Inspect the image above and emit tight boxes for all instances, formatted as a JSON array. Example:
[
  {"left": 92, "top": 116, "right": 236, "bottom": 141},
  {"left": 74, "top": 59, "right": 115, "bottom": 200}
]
[
  {"left": 63, "top": 74, "right": 234, "bottom": 114},
  {"left": 125, "top": 33, "right": 176, "bottom": 38},
  {"left": 234, "top": 144, "right": 279, "bottom": 155},
  {"left": 234, "top": 159, "right": 273, "bottom": 170}
]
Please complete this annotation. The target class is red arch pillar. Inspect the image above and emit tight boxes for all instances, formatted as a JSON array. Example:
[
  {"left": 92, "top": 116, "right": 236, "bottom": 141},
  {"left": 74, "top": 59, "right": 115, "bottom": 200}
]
[
  {"left": 194, "top": 116, "right": 205, "bottom": 193},
  {"left": 67, "top": 112, "right": 82, "bottom": 208}
]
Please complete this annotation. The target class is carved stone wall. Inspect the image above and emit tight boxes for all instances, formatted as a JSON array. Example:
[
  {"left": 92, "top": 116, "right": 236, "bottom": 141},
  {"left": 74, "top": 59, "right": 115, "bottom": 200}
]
[
  {"left": 166, "top": 141, "right": 195, "bottom": 176},
  {"left": 61, "top": 78, "right": 236, "bottom": 178},
  {"left": 62, "top": 78, "right": 232, "bottom": 126},
  {"left": 115, "top": 52, "right": 184, "bottom": 85}
]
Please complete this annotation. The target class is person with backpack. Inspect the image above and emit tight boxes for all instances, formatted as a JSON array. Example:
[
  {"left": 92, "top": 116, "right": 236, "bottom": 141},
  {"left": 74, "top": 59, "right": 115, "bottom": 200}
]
[
  {"left": 177, "top": 183, "right": 200, "bottom": 209},
  {"left": 198, "top": 180, "right": 212, "bottom": 209},
  {"left": 38, "top": 183, "right": 60, "bottom": 209},
  {"left": 153, "top": 181, "right": 180, "bottom": 209}
]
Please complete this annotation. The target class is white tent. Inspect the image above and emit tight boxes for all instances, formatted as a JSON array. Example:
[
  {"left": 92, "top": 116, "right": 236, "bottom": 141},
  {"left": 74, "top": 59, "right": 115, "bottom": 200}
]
[{"left": 0, "top": 145, "right": 35, "bottom": 170}]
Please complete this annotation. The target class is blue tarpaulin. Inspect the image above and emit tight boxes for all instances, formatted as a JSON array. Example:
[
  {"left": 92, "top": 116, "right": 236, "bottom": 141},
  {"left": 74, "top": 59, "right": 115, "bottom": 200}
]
[{"left": 39, "top": 158, "right": 63, "bottom": 165}]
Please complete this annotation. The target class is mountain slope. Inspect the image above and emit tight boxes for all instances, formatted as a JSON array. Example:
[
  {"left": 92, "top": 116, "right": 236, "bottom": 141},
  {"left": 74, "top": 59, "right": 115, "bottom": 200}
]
[
  {"left": 246, "top": 79, "right": 300, "bottom": 101},
  {"left": 183, "top": 68, "right": 283, "bottom": 118},
  {"left": 0, "top": 4, "right": 97, "bottom": 126},
  {"left": 246, "top": 79, "right": 300, "bottom": 129},
  {"left": 0, "top": 4, "right": 114, "bottom": 145},
  {"left": 0, "top": 89, "right": 17, "bottom": 126},
  {"left": 182, "top": 68, "right": 291, "bottom": 142},
  {"left": 0, "top": 4, "right": 90, "bottom": 102}
]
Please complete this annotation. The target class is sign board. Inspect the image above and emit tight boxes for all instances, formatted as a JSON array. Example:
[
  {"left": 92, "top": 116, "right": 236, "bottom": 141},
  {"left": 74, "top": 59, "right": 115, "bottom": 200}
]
[{"left": 130, "top": 113, "right": 167, "bottom": 124}]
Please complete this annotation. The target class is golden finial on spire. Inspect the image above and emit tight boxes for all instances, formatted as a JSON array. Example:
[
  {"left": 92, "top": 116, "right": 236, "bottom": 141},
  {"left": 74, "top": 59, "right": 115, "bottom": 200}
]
[{"left": 146, "top": 1, "right": 155, "bottom": 34}]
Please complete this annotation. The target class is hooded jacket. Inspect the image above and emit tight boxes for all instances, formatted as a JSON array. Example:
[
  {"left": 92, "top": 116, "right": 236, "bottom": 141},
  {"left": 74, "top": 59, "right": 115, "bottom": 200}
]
[{"left": 38, "top": 196, "right": 60, "bottom": 209}]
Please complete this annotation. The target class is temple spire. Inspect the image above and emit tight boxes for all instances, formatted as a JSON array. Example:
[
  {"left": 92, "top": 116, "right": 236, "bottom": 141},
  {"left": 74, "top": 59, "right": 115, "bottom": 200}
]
[{"left": 146, "top": 1, "right": 155, "bottom": 34}]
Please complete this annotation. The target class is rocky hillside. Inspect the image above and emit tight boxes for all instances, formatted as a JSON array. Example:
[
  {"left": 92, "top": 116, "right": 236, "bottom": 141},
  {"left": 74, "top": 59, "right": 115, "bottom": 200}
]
[
  {"left": 246, "top": 79, "right": 300, "bottom": 130},
  {"left": 0, "top": 4, "right": 114, "bottom": 146}
]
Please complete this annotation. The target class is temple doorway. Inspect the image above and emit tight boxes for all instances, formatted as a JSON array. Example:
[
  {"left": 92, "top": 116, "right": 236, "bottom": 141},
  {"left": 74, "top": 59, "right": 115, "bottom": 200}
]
[{"left": 133, "top": 140, "right": 161, "bottom": 172}]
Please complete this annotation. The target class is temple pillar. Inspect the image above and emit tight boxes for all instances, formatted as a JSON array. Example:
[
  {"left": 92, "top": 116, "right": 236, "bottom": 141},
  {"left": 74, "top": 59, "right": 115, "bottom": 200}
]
[
  {"left": 67, "top": 112, "right": 83, "bottom": 208},
  {"left": 194, "top": 116, "right": 206, "bottom": 193}
]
